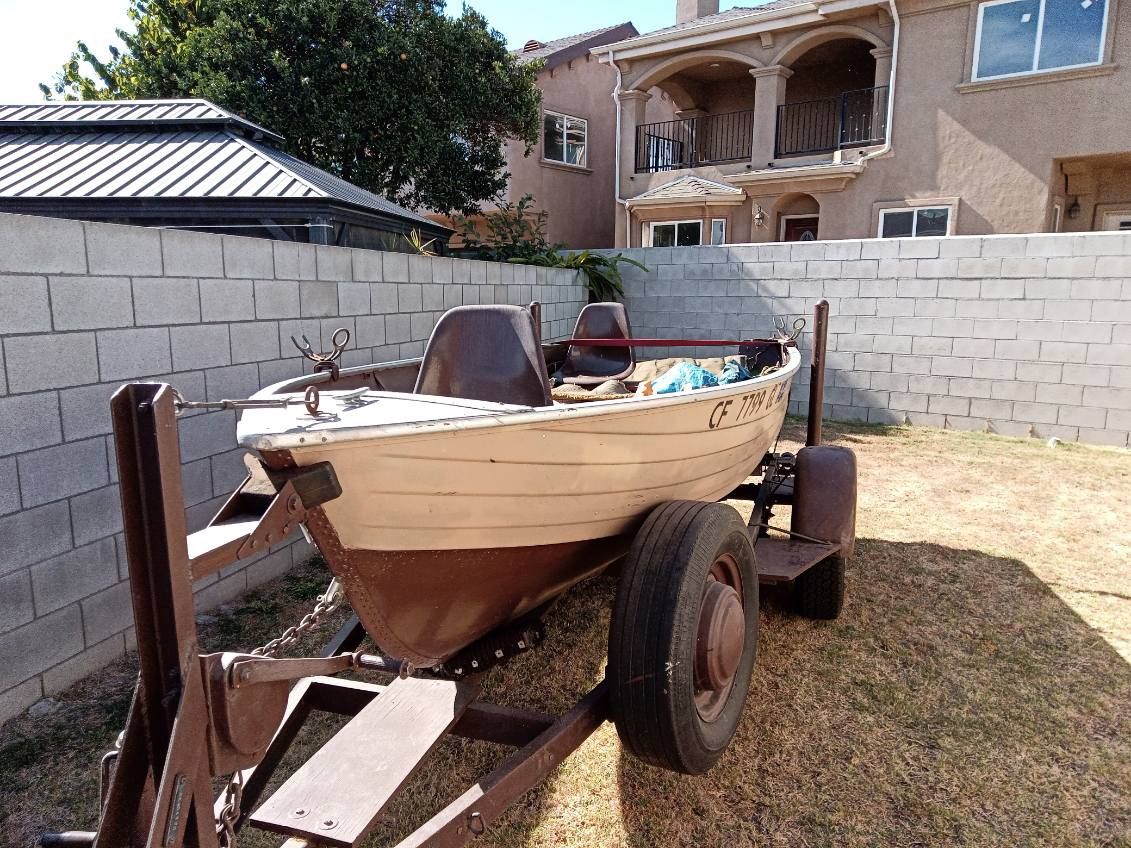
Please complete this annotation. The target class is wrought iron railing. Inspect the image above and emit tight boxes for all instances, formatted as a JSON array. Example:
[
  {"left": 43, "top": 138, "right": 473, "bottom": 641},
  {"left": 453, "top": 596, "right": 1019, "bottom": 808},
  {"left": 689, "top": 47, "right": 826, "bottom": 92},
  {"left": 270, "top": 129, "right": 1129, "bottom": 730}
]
[
  {"left": 775, "top": 85, "right": 889, "bottom": 158},
  {"left": 635, "top": 109, "right": 756, "bottom": 174}
]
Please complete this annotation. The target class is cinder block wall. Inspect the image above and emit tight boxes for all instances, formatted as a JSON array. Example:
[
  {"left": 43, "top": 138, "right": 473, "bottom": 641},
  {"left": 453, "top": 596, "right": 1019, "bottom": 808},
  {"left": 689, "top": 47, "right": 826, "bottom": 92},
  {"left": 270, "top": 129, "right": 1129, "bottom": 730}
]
[
  {"left": 617, "top": 232, "right": 1131, "bottom": 447},
  {"left": 0, "top": 212, "right": 586, "bottom": 724}
]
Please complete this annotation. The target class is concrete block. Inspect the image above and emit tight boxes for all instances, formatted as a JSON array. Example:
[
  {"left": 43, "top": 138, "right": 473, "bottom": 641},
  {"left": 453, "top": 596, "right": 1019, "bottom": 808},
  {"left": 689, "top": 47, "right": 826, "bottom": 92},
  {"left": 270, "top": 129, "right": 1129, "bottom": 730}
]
[
  {"left": 299, "top": 281, "right": 337, "bottom": 317},
  {"left": 382, "top": 252, "right": 409, "bottom": 283},
  {"left": 1000, "top": 257, "right": 1046, "bottom": 278},
  {"left": 70, "top": 484, "right": 122, "bottom": 546},
  {"left": 913, "top": 298, "right": 956, "bottom": 318},
  {"left": 1016, "top": 361, "right": 1057, "bottom": 383},
  {"left": 0, "top": 569, "right": 34, "bottom": 633},
  {"left": 179, "top": 410, "right": 236, "bottom": 463},
  {"left": 955, "top": 300, "right": 999, "bottom": 319},
  {"left": 18, "top": 437, "right": 108, "bottom": 508},
  {"left": 245, "top": 548, "right": 294, "bottom": 588},
  {"left": 891, "top": 355, "right": 933, "bottom": 374},
  {"left": 355, "top": 315, "right": 385, "bottom": 348},
  {"left": 1076, "top": 427, "right": 1129, "bottom": 448},
  {"left": 254, "top": 279, "right": 301, "bottom": 319},
  {"left": 30, "top": 537, "right": 117, "bottom": 616},
  {"left": 369, "top": 283, "right": 397, "bottom": 314},
  {"left": 953, "top": 338, "right": 996, "bottom": 358},
  {"left": 1094, "top": 255, "right": 1131, "bottom": 277},
  {"left": 171, "top": 324, "right": 230, "bottom": 371},
  {"left": 909, "top": 375, "right": 950, "bottom": 394},
  {"left": 1043, "top": 299, "right": 1091, "bottom": 321},
  {"left": 876, "top": 258, "right": 918, "bottom": 278},
  {"left": 1069, "top": 278, "right": 1121, "bottom": 299},
  {"left": 1016, "top": 320, "right": 1064, "bottom": 341},
  {"left": 211, "top": 448, "right": 249, "bottom": 497},
  {"left": 205, "top": 363, "right": 260, "bottom": 402},
  {"left": 973, "top": 319, "right": 1018, "bottom": 339},
  {"left": 1058, "top": 405, "right": 1106, "bottom": 429},
  {"left": 1012, "top": 401, "right": 1059, "bottom": 424},
  {"left": 421, "top": 284, "right": 444, "bottom": 311},
  {"left": 0, "top": 392, "right": 63, "bottom": 457},
  {"left": 931, "top": 318, "right": 974, "bottom": 336},
  {"left": 897, "top": 238, "right": 940, "bottom": 259},
  {"left": 969, "top": 399, "right": 1013, "bottom": 419},
  {"left": 43, "top": 632, "right": 125, "bottom": 696},
  {"left": 337, "top": 282, "right": 370, "bottom": 316},
  {"left": 230, "top": 321, "right": 281, "bottom": 364},
  {"left": 889, "top": 393, "right": 928, "bottom": 413},
  {"left": 410, "top": 312, "right": 435, "bottom": 341},
  {"left": 928, "top": 395, "right": 970, "bottom": 416},
  {"left": 1034, "top": 382, "right": 1082, "bottom": 405},
  {"left": 444, "top": 283, "right": 464, "bottom": 309},
  {"left": 398, "top": 284, "right": 423, "bottom": 312},
  {"left": 161, "top": 229, "right": 224, "bottom": 277},
  {"left": 432, "top": 258, "right": 454, "bottom": 284},
  {"left": 353, "top": 249, "right": 384, "bottom": 282},
  {"left": 995, "top": 339, "right": 1040, "bottom": 360},
  {"left": 981, "top": 236, "right": 1028, "bottom": 257},
  {"left": 936, "top": 278, "right": 981, "bottom": 298},
  {"left": 81, "top": 583, "right": 133, "bottom": 646},
  {"left": 852, "top": 353, "right": 892, "bottom": 372},
  {"left": 223, "top": 236, "right": 275, "bottom": 279},
  {"left": 182, "top": 457, "right": 214, "bottom": 508},
  {"left": 1045, "top": 256, "right": 1095, "bottom": 278},
  {"left": 0, "top": 275, "right": 52, "bottom": 333},
  {"left": 980, "top": 279, "right": 1024, "bottom": 299},
  {"left": 86, "top": 222, "right": 162, "bottom": 275},
  {"left": 896, "top": 278, "right": 937, "bottom": 298},
  {"left": 194, "top": 571, "right": 248, "bottom": 612},
  {"left": 272, "top": 242, "right": 300, "bottom": 280},
  {"left": 916, "top": 258, "right": 958, "bottom": 278},
  {"left": 316, "top": 246, "right": 353, "bottom": 281},
  {"left": 948, "top": 378, "right": 992, "bottom": 398},
  {"left": 132, "top": 277, "right": 200, "bottom": 325},
  {"left": 957, "top": 257, "right": 1003, "bottom": 278},
  {"left": 938, "top": 237, "right": 983, "bottom": 258},
  {"left": 0, "top": 676, "right": 43, "bottom": 726},
  {"left": 910, "top": 336, "right": 952, "bottom": 356},
  {"left": 200, "top": 278, "right": 255, "bottom": 322},
  {"left": 0, "top": 604, "right": 84, "bottom": 688},
  {"left": 0, "top": 214, "right": 86, "bottom": 274},
  {"left": 930, "top": 357, "right": 972, "bottom": 377},
  {"left": 1083, "top": 385, "right": 1131, "bottom": 409},
  {"left": 0, "top": 500, "right": 74, "bottom": 577},
  {"left": 50, "top": 276, "right": 133, "bottom": 330},
  {"left": 873, "top": 335, "right": 913, "bottom": 354},
  {"left": 296, "top": 245, "right": 318, "bottom": 280},
  {"left": 1091, "top": 300, "right": 1131, "bottom": 323},
  {"left": 407, "top": 255, "right": 432, "bottom": 283},
  {"left": 868, "top": 372, "right": 909, "bottom": 392},
  {"left": 0, "top": 456, "right": 17, "bottom": 516},
  {"left": 860, "top": 239, "right": 900, "bottom": 259},
  {"left": 1086, "top": 343, "right": 1131, "bottom": 366},
  {"left": 1038, "top": 341, "right": 1087, "bottom": 363},
  {"left": 1062, "top": 364, "right": 1110, "bottom": 387},
  {"left": 5, "top": 333, "right": 98, "bottom": 392}
]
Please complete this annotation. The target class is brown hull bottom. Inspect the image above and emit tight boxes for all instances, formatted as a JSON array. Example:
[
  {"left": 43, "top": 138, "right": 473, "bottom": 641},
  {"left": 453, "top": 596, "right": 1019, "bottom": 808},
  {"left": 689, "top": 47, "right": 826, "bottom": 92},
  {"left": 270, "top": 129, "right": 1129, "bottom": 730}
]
[{"left": 303, "top": 503, "right": 631, "bottom": 665}]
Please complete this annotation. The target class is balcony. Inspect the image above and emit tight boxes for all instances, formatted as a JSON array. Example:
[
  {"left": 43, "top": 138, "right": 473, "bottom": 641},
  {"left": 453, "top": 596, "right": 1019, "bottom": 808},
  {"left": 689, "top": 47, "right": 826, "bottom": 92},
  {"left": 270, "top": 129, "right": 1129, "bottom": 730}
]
[
  {"left": 635, "top": 110, "right": 755, "bottom": 174},
  {"left": 775, "top": 86, "right": 889, "bottom": 159},
  {"left": 633, "top": 85, "right": 889, "bottom": 174}
]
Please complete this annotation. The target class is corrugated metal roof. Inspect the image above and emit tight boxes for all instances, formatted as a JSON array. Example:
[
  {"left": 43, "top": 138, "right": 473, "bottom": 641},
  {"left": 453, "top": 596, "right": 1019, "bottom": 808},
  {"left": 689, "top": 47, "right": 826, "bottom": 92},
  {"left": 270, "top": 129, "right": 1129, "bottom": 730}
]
[
  {"left": 0, "top": 100, "right": 437, "bottom": 227},
  {"left": 0, "top": 99, "right": 283, "bottom": 143}
]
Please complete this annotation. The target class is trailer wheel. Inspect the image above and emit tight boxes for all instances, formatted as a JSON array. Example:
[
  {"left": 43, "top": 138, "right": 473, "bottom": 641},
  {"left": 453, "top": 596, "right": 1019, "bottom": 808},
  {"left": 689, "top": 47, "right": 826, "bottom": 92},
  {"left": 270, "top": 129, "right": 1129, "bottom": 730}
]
[
  {"left": 791, "top": 554, "right": 845, "bottom": 619},
  {"left": 608, "top": 500, "right": 758, "bottom": 775}
]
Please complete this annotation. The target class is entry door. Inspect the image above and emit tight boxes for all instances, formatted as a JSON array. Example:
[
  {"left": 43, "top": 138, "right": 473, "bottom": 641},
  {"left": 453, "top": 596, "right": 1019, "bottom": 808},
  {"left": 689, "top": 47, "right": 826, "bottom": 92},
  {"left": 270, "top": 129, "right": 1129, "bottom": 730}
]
[
  {"left": 782, "top": 216, "right": 819, "bottom": 242},
  {"left": 1102, "top": 211, "right": 1131, "bottom": 231}
]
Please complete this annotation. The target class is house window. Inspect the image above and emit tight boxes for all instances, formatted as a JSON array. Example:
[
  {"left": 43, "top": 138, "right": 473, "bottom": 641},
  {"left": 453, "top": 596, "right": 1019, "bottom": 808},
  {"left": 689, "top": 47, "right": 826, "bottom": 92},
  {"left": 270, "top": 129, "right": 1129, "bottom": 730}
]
[
  {"left": 879, "top": 207, "right": 951, "bottom": 237},
  {"left": 543, "top": 111, "right": 587, "bottom": 167},
  {"left": 710, "top": 219, "right": 727, "bottom": 245},
  {"left": 650, "top": 220, "right": 702, "bottom": 247},
  {"left": 973, "top": 0, "right": 1109, "bottom": 80}
]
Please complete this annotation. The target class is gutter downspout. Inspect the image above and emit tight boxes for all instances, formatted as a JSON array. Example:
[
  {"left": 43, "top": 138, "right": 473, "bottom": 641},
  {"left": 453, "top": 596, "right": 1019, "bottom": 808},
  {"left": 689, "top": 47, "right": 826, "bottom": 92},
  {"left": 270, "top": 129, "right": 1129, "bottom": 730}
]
[
  {"left": 609, "top": 50, "right": 633, "bottom": 247},
  {"left": 857, "top": 0, "right": 899, "bottom": 168}
]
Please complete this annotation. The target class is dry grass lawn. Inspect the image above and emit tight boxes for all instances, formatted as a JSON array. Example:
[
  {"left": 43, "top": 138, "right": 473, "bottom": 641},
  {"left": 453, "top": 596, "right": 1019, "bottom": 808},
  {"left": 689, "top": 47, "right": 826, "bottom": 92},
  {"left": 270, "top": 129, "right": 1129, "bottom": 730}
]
[{"left": 2, "top": 421, "right": 1129, "bottom": 848}]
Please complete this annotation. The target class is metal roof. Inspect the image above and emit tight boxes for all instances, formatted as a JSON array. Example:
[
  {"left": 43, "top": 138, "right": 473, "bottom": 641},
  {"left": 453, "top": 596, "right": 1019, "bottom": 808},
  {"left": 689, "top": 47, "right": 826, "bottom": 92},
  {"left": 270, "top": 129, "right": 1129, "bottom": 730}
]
[
  {"left": 0, "top": 100, "right": 439, "bottom": 229},
  {"left": 0, "top": 99, "right": 282, "bottom": 143}
]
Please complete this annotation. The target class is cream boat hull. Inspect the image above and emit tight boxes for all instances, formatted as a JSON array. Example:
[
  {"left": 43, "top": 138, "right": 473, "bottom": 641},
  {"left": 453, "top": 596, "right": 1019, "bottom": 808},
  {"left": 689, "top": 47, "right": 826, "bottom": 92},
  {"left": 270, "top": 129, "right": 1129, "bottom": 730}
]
[{"left": 237, "top": 347, "right": 800, "bottom": 663}]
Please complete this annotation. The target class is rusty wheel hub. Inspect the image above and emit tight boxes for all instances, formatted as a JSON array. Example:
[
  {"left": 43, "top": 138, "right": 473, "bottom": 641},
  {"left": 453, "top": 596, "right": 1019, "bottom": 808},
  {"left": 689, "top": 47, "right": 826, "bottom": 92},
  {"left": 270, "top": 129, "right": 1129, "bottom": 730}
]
[{"left": 693, "top": 554, "right": 746, "bottom": 722}]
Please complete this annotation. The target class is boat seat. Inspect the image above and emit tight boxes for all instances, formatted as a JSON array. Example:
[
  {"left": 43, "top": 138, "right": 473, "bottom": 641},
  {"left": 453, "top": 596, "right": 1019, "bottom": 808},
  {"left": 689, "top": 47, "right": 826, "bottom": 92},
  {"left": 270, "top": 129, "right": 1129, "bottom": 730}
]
[
  {"left": 554, "top": 302, "right": 635, "bottom": 386},
  {"left": 414, "top": 305, "right": 552, "bottom": 407}
]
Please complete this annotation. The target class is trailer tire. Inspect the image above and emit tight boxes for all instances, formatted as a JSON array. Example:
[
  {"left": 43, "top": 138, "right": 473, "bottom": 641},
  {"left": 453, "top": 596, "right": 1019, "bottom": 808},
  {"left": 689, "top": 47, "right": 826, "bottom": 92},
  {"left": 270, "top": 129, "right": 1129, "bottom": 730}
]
[
  {"left": 608, "top": 500, "right": 758, "bottom": 775},
  {"left": 791, "top": 554, "right": 845, "bottom": 620}
]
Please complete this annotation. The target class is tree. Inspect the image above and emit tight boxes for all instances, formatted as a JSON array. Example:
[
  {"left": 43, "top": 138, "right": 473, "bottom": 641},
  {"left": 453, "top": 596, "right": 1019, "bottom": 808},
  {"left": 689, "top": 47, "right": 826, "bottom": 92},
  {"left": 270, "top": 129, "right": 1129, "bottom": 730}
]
[{"left": 42, "top": 0, "right": 542, "bottom": 215}]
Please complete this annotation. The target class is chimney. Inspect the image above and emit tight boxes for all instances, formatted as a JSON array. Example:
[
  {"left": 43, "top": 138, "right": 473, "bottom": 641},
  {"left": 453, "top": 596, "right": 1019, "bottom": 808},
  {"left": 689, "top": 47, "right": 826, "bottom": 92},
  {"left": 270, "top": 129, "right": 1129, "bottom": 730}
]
[{"left": 676, "top": 0, "right": 720, "bottom": 23}]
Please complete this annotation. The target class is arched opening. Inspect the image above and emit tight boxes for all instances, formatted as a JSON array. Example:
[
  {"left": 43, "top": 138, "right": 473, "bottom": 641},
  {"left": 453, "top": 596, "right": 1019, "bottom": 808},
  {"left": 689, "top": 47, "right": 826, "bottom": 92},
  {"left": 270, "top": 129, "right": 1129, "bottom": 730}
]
[
  {"left": 775, "top": 36, "right": 889, "bottom": 159},
  {"left": 631, "top": 52, "right": 761, "bottom": 174},
  {"left": 774, "top": 193, "right": 821, "bottom": 241}
]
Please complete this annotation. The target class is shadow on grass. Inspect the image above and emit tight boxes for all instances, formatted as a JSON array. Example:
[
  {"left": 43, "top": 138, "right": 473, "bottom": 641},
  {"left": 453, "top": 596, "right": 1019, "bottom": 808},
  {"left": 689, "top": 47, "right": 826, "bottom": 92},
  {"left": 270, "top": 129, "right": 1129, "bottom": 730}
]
[{"left": 613, "top": 539, "right": 1131, "bottom": 847}]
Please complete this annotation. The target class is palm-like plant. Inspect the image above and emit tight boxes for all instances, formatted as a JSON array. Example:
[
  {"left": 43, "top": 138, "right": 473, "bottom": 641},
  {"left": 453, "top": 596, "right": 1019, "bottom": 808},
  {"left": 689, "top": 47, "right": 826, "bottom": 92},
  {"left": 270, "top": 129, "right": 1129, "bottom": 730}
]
[{"left": 515, "top": 249, "right": 647, "bottom": 302}]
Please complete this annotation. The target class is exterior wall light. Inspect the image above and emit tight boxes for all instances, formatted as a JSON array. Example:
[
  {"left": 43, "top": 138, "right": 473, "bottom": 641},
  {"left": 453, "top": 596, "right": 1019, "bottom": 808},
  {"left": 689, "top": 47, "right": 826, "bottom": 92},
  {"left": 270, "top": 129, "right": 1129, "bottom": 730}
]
[
  {"left": 753, "top": 205, "right": 767, "bottom": 228},
  {"left": 1068, "top": 197, "right": 1082, "bottom": 219}
]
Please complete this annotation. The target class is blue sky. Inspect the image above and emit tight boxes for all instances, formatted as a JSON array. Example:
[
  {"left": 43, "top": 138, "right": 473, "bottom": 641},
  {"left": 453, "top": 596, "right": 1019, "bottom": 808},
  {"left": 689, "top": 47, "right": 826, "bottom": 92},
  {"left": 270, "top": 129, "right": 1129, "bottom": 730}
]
[{"left": 0, "top": 0, "right": 747, "bottom": 103}]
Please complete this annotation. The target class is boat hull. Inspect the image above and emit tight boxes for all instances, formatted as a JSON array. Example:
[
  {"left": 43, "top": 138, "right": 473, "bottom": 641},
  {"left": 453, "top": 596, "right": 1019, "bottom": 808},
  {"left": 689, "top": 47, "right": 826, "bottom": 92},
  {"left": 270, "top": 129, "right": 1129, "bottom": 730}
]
[{"left": 250, "top": 351, "right": 800, "bottom": 664}]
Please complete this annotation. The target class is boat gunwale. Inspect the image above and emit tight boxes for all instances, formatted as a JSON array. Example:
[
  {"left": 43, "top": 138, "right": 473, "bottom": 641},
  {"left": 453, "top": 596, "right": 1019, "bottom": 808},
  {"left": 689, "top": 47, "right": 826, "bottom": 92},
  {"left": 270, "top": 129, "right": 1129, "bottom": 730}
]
[{"left": 238, "top": 347, "right": 802, "bottom": 452}]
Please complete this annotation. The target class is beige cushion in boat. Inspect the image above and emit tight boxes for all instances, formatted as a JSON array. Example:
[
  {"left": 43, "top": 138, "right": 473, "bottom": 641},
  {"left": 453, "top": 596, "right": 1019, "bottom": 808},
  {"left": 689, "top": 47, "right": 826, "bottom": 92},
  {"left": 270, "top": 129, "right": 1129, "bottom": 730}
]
[{"left": 627, "top": 355, "right": 745, "bottom": 383}]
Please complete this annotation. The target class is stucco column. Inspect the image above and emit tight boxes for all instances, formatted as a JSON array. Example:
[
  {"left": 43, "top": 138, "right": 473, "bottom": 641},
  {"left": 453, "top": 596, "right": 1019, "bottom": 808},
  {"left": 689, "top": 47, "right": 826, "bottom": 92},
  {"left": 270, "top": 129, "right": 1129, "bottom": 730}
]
[
  {"left": 749, "top": 65, "right": 793, "bottom": 168},
  {"left": 616, "top": 89, "right": 651, "bottom": 247},
  {"left": 870, "top": 46, "right": 893, "bottom": 89}
]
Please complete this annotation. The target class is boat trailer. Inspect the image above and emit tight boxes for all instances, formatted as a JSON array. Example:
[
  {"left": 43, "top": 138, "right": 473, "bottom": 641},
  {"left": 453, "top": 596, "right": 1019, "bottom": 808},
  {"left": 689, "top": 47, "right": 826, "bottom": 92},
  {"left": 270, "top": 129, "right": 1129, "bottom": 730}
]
[{"left": 42, "top": 301, "right": 855, "bottom": 848}]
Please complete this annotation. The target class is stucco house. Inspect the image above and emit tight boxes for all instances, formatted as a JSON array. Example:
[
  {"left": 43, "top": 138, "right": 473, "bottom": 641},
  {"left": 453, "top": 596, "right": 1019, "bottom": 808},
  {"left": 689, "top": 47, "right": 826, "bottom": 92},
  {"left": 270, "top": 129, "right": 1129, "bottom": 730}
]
[{"left": 597, "top": 0, "right": 1130, "bottom": 246}]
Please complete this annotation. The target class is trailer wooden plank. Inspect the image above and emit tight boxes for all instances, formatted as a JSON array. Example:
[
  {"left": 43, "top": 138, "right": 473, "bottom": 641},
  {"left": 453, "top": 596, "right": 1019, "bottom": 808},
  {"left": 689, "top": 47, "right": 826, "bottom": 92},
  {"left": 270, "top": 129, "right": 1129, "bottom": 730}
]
[
  {"left": 754, "top": 538, "right": 840, "bottom": 583},
  {"left": 249, "top": 676, "right": 478, "bottom": 847}
]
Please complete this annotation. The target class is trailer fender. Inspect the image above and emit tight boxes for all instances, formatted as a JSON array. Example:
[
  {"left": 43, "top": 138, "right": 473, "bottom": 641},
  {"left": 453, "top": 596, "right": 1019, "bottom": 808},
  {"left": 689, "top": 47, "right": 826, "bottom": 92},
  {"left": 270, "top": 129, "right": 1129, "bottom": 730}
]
[{"left": 792, "top": 445, "right": 857, "bottom": 560}]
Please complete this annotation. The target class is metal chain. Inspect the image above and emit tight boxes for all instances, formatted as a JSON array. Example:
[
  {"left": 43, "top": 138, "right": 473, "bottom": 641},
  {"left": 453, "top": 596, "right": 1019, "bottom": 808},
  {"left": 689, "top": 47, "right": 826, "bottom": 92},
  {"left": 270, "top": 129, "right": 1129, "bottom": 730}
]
[{"left": 215, "top": 576, "right": 345, "bottom": 847}]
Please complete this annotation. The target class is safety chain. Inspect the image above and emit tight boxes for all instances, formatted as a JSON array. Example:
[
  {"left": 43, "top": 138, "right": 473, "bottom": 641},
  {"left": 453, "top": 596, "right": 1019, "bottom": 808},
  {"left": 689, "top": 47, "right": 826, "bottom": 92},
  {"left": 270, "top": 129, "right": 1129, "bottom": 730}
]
[{"left": 215, "top": 577, "right": 344, "bottom": 847}]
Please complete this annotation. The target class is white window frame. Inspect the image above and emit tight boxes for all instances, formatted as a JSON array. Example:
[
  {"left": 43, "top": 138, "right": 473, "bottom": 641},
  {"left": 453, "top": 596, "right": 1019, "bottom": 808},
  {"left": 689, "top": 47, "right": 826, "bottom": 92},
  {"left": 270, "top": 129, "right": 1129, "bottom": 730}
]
[
  {"left": 779, "top": 214, "right": 820, "bottom": 241},
  {"left": 710, "top": 218, "right": 727, "bottom": 245},
  {"left": 1102, "top": 209, "right": 1131, "bottom": 230},
  {"left": 648, "top": 219, "right": 703, "bottom": 247},
  {"left": 1052, "top": 201, "right": 1064, "bottom": 232},
  {"left": 542, "top": 110, "right": 588, "bottom": 168},
  {"left": 878, "top": 206, "right": 953, "bottom": 238},
  {"left": 972, "top": 0, "right": 1110, "bottom": 81}
]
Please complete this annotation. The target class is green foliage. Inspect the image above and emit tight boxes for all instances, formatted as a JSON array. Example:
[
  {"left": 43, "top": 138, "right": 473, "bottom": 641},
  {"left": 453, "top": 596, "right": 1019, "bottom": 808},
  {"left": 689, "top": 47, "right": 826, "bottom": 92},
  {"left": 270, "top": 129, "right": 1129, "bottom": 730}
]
[
  {"left": 452, "top": 193, "right": 550, "bottom": 262},
  {"left": 41, "top": 0, "right": 542, "bottom": 215},
  {"left": 516, "top": 249, "right": 647, "bottom": 303}
]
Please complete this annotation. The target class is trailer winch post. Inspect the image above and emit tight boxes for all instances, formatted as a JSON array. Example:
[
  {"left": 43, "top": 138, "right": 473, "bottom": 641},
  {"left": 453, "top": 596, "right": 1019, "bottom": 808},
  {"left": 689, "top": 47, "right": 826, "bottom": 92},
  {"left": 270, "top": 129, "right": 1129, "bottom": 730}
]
[{"left": 806, "top": 299, "right": 830, "bottom": 447}]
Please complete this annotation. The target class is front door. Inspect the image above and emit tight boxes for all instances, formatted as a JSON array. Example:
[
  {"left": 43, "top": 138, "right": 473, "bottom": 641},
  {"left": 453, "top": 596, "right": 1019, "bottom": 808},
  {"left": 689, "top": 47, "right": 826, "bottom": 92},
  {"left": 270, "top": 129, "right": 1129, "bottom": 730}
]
[{"left": 782, "top": 216, "right": 819, "bottom": 242}]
